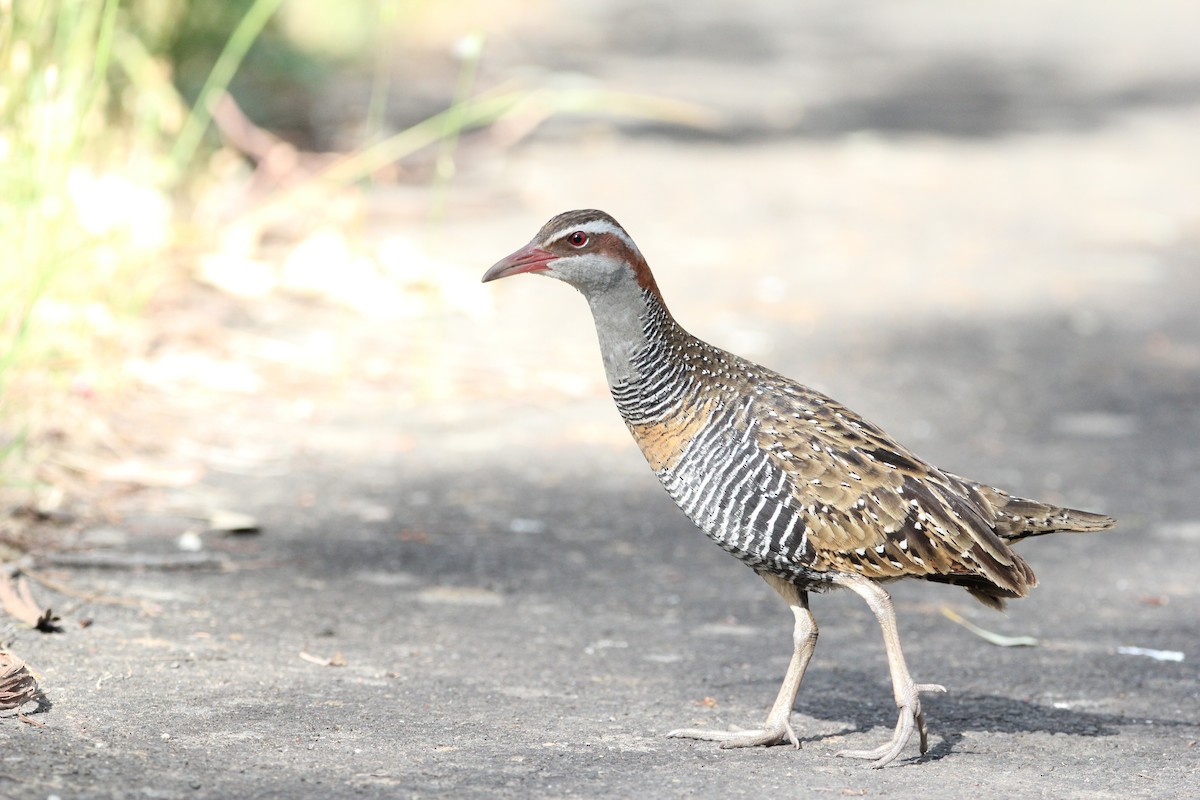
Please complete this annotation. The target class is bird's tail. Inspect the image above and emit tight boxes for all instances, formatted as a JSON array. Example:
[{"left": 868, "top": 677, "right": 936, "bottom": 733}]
[
  {"left": 993, "top": 496, "right": 1116, "bottom": 541},
  {"left": 950, "top": 476, "right": 1116, "bottom": 541}
]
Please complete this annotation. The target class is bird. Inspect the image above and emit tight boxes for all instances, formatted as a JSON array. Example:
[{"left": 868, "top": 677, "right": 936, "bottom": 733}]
[{"left": 482, "top": 209, "right": 1115, "bottom": 768}]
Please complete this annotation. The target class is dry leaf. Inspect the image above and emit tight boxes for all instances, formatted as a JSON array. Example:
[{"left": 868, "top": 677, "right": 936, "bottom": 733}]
[
  {"left": 941, "top": 606, "right": 1037, "bottom": 647},
  {"left": 208, "top": 509, "right": 260, "bottom": 534},
  {"left": 1116, "top": 646, "right": 1185, "bottom": 662},
  {"left": 0, "top": 572, "right": 61, "bottom": 632},
  {"left": 0, "top": 650, "right": 42, "bottom": 711},
  {"left": 97, "top": 458, "right": 204, "bottom": 488},
  {"left": 299, "top": 651, "right": 347, "bottom": 667}
]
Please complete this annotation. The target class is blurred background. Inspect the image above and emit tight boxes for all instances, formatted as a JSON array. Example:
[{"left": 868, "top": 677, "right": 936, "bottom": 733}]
[
  {"left": 2, "top": 3, "right": 1199, "bottom": 793},
  {"left": 1, "top": 0, "right": 1198, "bottom": 539}
]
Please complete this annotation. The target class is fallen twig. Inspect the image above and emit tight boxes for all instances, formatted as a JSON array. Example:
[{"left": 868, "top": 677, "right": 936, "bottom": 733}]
[
  {"left": 37, "top": 551, "right": 227, "bottom": 571},
  {"left": 21, "top": 567, "right": 145, "bottom": 609}
]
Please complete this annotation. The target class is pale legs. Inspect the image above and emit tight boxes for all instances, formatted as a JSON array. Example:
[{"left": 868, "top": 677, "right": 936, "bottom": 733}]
[
  {"left": 667, "top": 572, "right": 944, "bottom": 768},
  {"left": 667, "top": 575, "right": 816, "bottom": 748},
  {"left": 832, "top": 573, "right": 946, "bottom": 767}
]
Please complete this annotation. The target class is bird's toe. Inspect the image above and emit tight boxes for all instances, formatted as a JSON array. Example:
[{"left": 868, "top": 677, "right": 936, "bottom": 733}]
[{"left": 667, "top": 721, "right": 798, "bottom": 749}]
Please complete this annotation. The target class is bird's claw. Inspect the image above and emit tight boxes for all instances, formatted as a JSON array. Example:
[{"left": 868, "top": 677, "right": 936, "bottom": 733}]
[{"left": 836, "top": 683, "right": 946, "bottom": 768}]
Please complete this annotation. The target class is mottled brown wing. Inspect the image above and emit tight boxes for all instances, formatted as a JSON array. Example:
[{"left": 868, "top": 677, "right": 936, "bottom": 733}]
[{"left": 751, "top": 383, "right": 1036, "bottom": 601}]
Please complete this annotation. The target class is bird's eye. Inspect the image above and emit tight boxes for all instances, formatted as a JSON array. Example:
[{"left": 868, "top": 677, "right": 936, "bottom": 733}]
[{"left": 567, "top": 231, "right": 588, "bottom": 248}]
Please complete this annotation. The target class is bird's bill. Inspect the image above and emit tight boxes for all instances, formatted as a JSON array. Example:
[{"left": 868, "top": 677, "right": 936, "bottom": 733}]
[{"left": 482, "top": 244, "right": 558, "bottom": 283}]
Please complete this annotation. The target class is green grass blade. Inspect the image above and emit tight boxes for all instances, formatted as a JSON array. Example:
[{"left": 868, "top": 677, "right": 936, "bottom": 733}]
[{"left": 169, "top": 0, "right": 286, "bottom": 176}]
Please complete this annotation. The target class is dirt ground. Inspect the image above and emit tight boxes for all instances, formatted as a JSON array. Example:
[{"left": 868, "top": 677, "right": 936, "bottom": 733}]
[{"left": 3, "top": 2, "right": 1199, "bottom": 798}]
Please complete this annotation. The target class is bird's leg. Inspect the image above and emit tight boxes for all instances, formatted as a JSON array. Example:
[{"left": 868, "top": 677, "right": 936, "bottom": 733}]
[
  {"left": 668, "top": 578, "right": 816, "bottom": 749},
  {"left": 832, "top": 574, "right": 946, "bottom": 768}
]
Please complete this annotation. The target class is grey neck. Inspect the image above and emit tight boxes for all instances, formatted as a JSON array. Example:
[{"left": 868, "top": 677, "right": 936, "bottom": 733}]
[{"left": 584, "top": 280, "right": 670, "bottom": 387}]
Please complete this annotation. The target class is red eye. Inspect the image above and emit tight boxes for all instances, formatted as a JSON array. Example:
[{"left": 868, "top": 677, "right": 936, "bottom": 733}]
[{"left": 567, "top": 231, "right": 588, "bottom": 247}]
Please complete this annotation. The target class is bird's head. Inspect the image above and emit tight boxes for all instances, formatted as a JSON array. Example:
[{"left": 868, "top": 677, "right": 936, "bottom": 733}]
[{"left": 482, "top": 209, "right": 661, "bottom": 299}]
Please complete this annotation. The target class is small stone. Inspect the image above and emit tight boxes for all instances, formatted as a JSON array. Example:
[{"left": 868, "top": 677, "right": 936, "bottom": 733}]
[{"left": 177, "top": 531, "right": 203, "bottom": 552}]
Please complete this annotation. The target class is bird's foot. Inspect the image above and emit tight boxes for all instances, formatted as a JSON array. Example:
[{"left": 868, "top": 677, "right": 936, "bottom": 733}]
[
  {"left": 667, "top": 718, "right": 800, "bottom": 749},
  {"left": 836, "top": 683, "right": 946, "bottom": 768}
]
